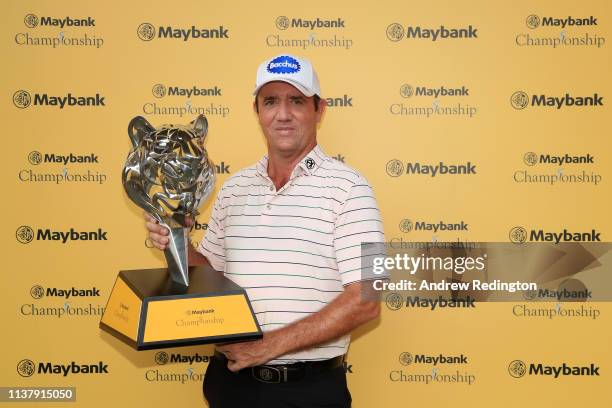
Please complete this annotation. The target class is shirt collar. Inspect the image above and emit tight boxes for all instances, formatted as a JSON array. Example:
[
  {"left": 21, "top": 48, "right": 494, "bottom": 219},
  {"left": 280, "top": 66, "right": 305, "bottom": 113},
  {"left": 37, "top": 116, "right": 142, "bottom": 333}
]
[{"left": 255, "top": 144, "right": 328, "bottom": 178}]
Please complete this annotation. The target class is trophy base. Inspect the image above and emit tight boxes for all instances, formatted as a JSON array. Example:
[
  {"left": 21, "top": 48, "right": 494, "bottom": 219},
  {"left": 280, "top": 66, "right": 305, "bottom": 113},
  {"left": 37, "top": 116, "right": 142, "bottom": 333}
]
[{"left": 99, "top": 264, "right": 262, "bottom": 350}]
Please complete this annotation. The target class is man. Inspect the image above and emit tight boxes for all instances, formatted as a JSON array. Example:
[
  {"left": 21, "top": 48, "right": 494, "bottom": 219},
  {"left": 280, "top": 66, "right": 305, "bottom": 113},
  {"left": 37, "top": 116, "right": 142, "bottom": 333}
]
[{"left": 145, "top": 54, "right": 384, "bottom": 407}]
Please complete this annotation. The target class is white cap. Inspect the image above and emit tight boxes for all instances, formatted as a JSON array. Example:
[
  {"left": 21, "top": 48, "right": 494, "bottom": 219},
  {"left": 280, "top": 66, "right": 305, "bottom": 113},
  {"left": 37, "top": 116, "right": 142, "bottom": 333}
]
[{"left": 253, "top": 54, "right": 321, "bottom": 97}]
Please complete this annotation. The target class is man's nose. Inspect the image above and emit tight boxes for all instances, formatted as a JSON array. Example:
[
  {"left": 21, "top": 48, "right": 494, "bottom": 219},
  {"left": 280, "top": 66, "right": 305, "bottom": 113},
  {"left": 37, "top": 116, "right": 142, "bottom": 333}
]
[{"left": 276, "top": 100, "right": 292, "bottom": 121}]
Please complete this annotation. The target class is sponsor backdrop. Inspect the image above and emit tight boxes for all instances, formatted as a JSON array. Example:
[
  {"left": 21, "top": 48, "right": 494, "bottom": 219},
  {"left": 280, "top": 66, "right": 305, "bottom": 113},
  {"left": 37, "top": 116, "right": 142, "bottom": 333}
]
[{"left": 2, "top": 0, "right": 611, "bottom": 406}]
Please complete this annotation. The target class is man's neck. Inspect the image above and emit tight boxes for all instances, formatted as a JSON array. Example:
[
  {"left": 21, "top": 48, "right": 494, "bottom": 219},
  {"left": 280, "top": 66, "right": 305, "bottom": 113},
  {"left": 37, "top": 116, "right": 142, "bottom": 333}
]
[{"left": 267, "top": 142, "right": 317, "bottom": 190}]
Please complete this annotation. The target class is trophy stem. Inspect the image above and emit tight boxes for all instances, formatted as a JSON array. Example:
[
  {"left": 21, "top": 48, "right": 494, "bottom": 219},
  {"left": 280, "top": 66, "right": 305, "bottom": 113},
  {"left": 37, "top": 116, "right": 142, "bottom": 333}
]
[{"left": 162, "top": 224, "right": 190, "bottom": 286}]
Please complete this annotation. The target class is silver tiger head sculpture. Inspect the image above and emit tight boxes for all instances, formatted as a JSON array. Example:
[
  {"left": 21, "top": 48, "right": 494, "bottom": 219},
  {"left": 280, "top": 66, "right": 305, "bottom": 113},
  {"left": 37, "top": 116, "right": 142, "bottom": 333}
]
[{"left": 123, "top": 115, "right": 215, "bottom": 286}]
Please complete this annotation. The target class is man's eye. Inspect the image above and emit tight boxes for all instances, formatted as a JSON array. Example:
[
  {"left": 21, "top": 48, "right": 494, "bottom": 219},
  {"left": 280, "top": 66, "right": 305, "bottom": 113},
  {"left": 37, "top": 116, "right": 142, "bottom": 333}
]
[
  {"left": 292, "top": 99, "right": 304, "bottom": 104},
  {"left": 264, "top": 99, "right": 275, "bottom": 105}
]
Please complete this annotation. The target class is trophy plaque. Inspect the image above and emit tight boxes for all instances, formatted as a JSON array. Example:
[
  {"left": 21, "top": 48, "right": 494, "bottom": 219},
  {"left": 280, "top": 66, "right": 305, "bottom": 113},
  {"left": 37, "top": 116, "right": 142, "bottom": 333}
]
[{"left": 100, "top": 115, "right": 261, "bottom": 350}]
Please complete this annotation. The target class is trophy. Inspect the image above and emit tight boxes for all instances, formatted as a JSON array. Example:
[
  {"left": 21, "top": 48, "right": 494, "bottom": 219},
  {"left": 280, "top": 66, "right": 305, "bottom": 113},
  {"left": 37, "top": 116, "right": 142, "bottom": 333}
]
[{"left": 100, "top": 115, "right": 261, "bottom": 350}]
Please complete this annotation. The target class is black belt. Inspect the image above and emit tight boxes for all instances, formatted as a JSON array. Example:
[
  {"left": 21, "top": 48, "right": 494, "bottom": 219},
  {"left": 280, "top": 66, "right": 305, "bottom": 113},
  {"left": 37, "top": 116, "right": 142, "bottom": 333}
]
[{"left": 214, "top": 351, "right": 344, "bottom": 383}]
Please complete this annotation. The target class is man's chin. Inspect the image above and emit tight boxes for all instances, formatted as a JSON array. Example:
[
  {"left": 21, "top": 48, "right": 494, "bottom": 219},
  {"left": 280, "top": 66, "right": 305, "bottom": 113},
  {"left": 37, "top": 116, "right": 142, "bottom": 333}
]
[{"left": 269, "top": 138, "right": 299, "bottom": 152}]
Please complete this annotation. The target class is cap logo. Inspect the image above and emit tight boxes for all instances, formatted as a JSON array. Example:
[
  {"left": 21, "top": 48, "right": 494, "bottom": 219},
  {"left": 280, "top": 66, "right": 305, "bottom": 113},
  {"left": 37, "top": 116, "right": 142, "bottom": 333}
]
[{"left": 267, "top": 55, "right": 301, "bottom": 74}]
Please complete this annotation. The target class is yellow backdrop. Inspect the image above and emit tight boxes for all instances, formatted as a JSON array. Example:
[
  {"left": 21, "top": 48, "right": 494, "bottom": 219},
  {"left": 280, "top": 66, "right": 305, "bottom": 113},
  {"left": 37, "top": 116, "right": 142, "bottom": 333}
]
[{"left": 2, "top": 0, "right": 611, "bottom": 406}]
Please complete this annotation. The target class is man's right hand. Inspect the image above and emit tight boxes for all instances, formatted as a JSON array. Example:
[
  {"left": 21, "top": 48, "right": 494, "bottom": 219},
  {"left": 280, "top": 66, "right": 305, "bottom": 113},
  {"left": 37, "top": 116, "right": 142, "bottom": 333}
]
[
  {"left": 144, "top": 212, "right": 208, "bottom": 266},
  {"left": 144, "top": 212, "right": 170, "bottom": 250}
]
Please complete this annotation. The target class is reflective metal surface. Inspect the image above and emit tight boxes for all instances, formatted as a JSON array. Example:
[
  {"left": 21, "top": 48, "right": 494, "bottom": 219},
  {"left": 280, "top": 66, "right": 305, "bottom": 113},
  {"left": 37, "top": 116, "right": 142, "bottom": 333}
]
[{"left": 122, "top": 115, "right": 215, "bottom": 286}]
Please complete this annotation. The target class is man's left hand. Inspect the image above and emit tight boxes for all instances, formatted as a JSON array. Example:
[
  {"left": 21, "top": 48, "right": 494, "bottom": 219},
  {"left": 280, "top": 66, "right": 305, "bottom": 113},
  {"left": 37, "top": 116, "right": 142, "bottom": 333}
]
[{"left": 217, "top": 335, "right": 277, "bottom": 372}]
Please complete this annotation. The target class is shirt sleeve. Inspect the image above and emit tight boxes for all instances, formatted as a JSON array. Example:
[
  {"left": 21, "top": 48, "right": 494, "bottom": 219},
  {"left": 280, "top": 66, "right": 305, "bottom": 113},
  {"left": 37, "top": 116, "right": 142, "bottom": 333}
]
[
  {"left": 334, "top": 176, "right": 386, "bottom": 286},
  {"left": 196, "top": 188, "right": 226, "bottom": 272}
]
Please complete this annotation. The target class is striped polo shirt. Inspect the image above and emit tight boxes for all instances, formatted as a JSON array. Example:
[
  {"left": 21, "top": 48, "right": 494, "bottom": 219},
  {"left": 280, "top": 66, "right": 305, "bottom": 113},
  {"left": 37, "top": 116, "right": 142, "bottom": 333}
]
[{"left": 197, "top": 144, "right": 384, "bottom": 363}]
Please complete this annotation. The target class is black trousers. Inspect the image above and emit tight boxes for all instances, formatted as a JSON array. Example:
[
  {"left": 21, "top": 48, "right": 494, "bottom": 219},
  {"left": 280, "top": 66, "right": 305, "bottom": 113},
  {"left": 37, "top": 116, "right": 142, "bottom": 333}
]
[{"left": 203, "top": 357, "right": 352, "bottom": 408}]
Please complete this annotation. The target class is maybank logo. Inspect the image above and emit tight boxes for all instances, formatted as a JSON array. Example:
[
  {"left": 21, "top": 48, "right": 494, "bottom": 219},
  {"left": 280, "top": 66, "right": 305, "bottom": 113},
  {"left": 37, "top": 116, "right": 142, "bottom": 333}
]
[
  {"left": 392, "top": 84, "right": 477, "bottom": 118},
  {"left": 22, "top": 284, "right": 105, "bottom": 318},
  {"left": 515, "top": 152, "right": 601, "bottom": 186},
  {"left": 275, "top": 16, "right": 345, "bottom": 30},
  {"left": 399, "top": 352, "right": 468, "bottom": 366},
  {"left": 407, "top": 296, "right": 476, "bottom": 310},
  {"left": 267, "top": 17, "right": 353, "bottom": 49},
  {"left": 509, "top": 360, "right": 600, "bottom": 378},
  {"left": 387, "top": 23, "right": 478, "bottom": 42},
  {"left": 17, "top": 359, "right": 109, "bottom": 377},
  {"left": 400, "top": 84, "right": 469, "bottom": 98},
  {"left": 267, "top": 56, "right": 301, "bottom": 74},
  {"left": 24, "top": 14, "right": 96, "bottom": 28},
  {"left": 28, "top": 151, "right": 99, "bottom": 165},
  {"left": 152, "top": 84, "right": 222, "bottom": 98},
  {"left": 511, "top": 91, "right": 603, "bottom": 109},
  {"left": 137, "top": 22, "right": 229, "bottom": 41},
  {"left": 29, "top": 285, "right": 100, "bottom": 299},
  {"left": 20, "top": 150, "right": 107, "bottom": 185},
  {"left": 399, "top": 219, "right": 468, "bottom": 233},
  {"left": 516, "top": 16, "right": 605, "bottom": 49},
  {"left": 154, "top": 352, "right": 212, "bottom": 365},
  {"left": 143, "top": 83, "right": 230, "bottom": 119},
  {"left": 386, "top": 294, "right": 476, "bottom": 311},
  {"left": 509, "top": 226, "right": 601, "bottom": 244},
  {"left": 526, "top": 15, "right": 597, "bottom": 29},
  {"left": 15, "top": 226, "right": 108, "bottom": 244},
  {"left": 523, "top": 152, "right": 594, "bottom": 166},
  {"left": 391, "top": 353, "right": 476, "bottom": 385},
  {"left": 13, "top": 90, "right": 105, "bottom": 109},
  {"left": 386, "top": 161, "right": 477, "bottom": 177},
  {"left": 16, "top": 14, "right": 103, "bottom": 48}
]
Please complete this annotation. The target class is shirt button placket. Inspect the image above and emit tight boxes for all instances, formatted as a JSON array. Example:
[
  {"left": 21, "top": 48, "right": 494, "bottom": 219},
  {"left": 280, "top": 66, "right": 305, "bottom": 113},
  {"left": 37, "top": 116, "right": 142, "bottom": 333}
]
[{"left": 266, "top": 184, "right": 274, "bottom": 211}]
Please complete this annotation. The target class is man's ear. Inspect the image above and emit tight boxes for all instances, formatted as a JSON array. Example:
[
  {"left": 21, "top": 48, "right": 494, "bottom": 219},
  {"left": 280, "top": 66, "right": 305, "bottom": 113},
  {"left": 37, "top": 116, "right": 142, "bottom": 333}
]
[
  {"left": 316, "top": 97, "right": 327, "bottom": 122},
  {"left": 253, "top": 97, "right": 259, "bottom": 114}
]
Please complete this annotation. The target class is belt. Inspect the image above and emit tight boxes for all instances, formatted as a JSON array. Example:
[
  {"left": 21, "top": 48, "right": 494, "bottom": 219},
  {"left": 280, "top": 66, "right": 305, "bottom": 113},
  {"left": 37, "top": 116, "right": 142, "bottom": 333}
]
[{"left": 213, "top": 351, "right": 345, "bottom": 383}]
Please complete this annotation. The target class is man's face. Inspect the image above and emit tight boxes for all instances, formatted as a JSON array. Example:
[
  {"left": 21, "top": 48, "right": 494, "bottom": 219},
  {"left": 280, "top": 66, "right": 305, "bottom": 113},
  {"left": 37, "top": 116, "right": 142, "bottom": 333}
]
[{"left": 254, "top": 81, "right": 325, "bottom": 156}]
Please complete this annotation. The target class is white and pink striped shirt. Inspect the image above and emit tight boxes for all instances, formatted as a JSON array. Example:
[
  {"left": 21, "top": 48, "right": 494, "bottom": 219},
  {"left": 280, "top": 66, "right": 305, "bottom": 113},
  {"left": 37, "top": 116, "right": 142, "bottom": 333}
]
[{"left": 198, "top": 144, "right": 384, "bottom": 363}]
